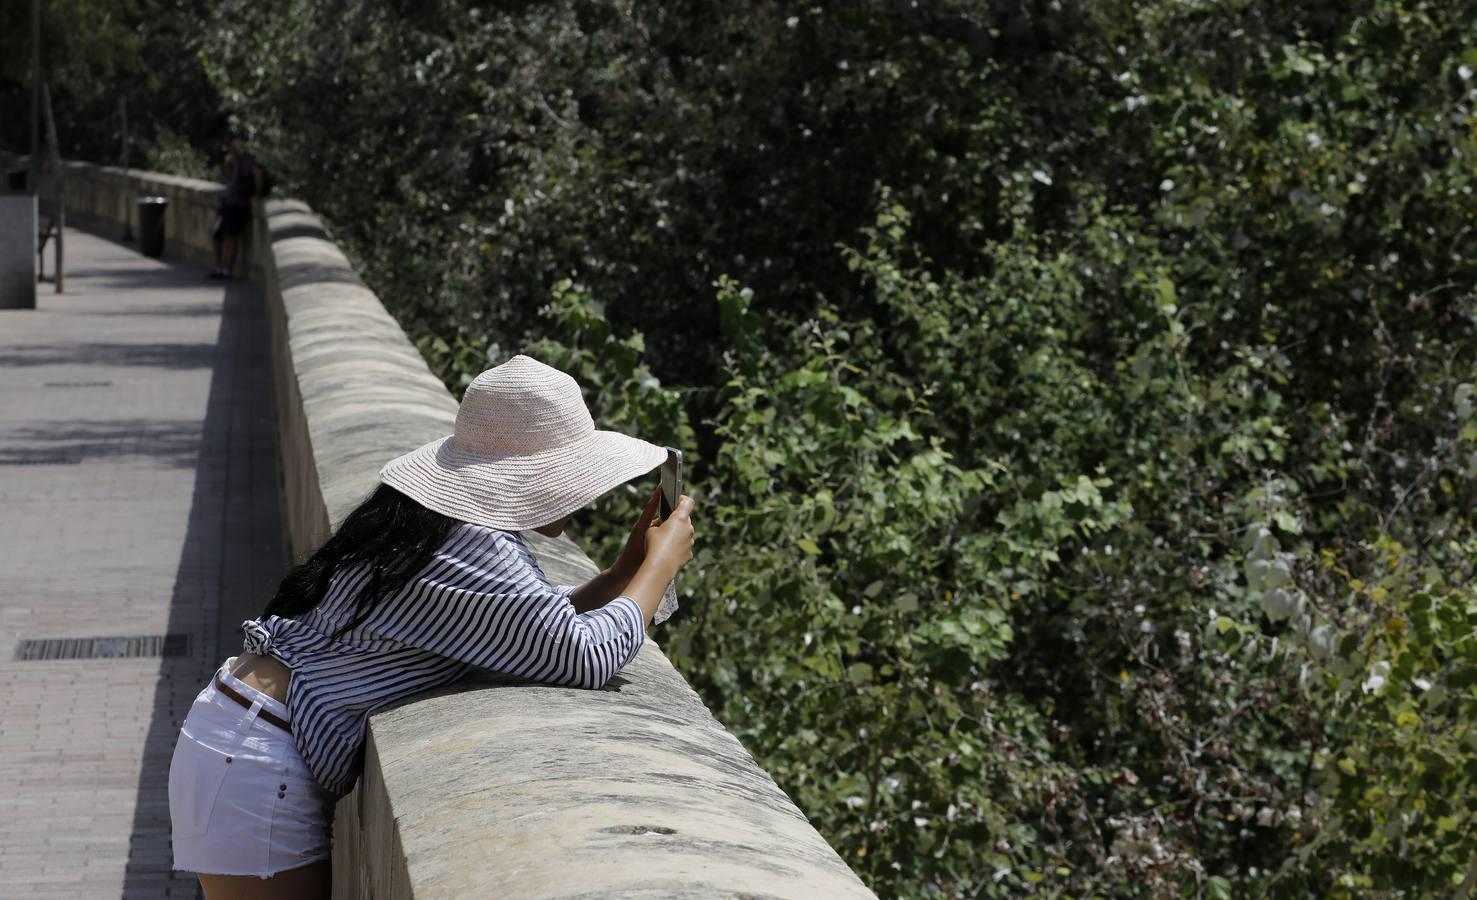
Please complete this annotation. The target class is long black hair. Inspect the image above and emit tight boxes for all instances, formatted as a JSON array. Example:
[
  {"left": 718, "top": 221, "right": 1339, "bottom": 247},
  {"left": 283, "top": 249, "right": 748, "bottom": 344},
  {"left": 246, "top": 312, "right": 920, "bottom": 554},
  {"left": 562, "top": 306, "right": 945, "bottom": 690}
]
[{"left": 261, "top": 483, "right": 460, "bottom": 639}]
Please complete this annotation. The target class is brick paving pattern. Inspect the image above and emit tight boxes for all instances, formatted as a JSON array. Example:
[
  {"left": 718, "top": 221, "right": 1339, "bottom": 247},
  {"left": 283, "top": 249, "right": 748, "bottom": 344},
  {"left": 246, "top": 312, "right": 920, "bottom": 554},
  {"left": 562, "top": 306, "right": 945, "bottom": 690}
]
[{"left": 0, "top": 229, "right": 287, "bottom": 898}]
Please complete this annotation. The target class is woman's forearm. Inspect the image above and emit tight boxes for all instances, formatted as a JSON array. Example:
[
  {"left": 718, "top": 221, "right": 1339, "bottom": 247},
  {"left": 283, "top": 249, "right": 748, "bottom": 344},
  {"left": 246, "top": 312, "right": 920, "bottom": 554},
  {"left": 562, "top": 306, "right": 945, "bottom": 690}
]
[
  {"left": 619, "top": 558, "right": 676, "bottom": 628},
  {"left": 568, "top": 565, "right": 635, "bottom": 614},
  {"left": 568, "top": 557, "right": 673, "bottom": 627}
]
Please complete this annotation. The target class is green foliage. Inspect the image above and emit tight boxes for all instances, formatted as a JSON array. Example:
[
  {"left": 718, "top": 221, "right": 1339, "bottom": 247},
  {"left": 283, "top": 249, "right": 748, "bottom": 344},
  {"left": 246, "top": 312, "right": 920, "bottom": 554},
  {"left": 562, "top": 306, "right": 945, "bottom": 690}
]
[
  {"left": 1286, "top": 538, "right": 1477, "bottom": 895},
  {"left": 144, "top": 125, "right": 213, "bottom": 180},
  {"left": 0, "top": 1, "right": 230, "bottom": 172},
  {"left": 136, "top": 0, "right": 1477, "bottom": 894}
]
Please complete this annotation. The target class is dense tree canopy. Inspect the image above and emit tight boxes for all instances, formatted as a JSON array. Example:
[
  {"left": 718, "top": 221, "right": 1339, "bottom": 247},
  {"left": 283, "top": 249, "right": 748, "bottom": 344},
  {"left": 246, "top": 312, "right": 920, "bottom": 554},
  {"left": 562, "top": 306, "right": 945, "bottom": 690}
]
[
  {"left": 0, "top": 0, "right": 228, "bottom": 178},
  {"left": 11, "top": 1, "right": 1477, "bottom": 895}
]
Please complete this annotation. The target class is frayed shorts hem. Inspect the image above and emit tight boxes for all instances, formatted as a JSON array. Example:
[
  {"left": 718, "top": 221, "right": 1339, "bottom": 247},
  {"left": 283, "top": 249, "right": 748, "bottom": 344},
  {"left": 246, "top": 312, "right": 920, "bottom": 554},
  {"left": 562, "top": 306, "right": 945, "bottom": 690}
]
[{"left": 171, "top": 851, "right": 331, "bottom": 879}]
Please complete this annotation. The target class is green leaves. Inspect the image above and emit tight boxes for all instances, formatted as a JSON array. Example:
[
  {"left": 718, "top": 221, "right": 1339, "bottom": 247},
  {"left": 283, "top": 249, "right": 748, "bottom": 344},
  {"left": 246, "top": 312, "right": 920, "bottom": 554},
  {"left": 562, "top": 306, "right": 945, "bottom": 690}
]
[
  {"left": 179, "top": 0, "right": 1477, "bottom": 894},
  {"left": 1274, "top": 44, "right": 1321, "bottom": 79}
]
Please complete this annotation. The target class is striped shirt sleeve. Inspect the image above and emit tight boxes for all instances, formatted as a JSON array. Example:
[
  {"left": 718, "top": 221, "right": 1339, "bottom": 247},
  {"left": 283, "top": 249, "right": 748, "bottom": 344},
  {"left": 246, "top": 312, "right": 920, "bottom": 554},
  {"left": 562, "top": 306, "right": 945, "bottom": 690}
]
[{"left": 369, "top": 528, "right": 645, "bottom": 690}]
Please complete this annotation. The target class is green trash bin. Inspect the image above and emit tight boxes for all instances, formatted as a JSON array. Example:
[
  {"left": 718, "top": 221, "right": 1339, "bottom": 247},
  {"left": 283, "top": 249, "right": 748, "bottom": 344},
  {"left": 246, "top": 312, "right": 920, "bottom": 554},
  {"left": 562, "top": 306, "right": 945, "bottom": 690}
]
[{"left": 137, "top": 196, "right": 167, "bottom": 257}]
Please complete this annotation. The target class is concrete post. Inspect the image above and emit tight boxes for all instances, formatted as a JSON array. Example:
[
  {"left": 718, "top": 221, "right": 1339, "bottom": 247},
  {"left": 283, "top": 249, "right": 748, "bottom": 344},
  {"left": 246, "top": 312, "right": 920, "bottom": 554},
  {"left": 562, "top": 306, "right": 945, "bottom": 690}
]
[{"left": 0, "top": 194, "right": 38, "bottom": 309}]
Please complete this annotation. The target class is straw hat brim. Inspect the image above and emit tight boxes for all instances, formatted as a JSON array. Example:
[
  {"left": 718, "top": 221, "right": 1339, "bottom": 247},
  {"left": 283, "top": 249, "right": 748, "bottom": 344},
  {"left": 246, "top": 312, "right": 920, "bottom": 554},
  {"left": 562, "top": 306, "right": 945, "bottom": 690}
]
[{"left": 379, "top": 429, "right": 668, "bottom": 531}]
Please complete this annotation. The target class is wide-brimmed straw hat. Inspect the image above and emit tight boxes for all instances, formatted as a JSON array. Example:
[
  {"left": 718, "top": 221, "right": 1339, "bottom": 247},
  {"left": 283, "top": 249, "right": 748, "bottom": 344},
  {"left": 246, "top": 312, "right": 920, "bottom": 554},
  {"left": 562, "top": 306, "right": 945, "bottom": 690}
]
[{"left": 379, "top": 354, "right": 667, "bottom": 530}]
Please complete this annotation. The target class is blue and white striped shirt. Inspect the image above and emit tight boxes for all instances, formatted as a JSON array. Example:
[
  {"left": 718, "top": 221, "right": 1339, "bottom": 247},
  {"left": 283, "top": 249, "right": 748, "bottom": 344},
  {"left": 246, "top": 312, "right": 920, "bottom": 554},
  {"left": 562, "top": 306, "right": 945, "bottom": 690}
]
[{"left": 239, "top": 523, "right": 646, "bottom": 797}]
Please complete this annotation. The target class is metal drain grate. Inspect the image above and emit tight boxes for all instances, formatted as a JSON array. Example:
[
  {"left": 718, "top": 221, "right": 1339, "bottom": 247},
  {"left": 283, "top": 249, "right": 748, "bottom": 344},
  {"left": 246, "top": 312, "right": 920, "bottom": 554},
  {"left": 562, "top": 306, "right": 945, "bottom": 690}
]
[
  {"left": 15, "top": 634, "right": 190, "bottom": 661},
  {"left": 43, "top": 381, "right": 112, "bottom": 388}
]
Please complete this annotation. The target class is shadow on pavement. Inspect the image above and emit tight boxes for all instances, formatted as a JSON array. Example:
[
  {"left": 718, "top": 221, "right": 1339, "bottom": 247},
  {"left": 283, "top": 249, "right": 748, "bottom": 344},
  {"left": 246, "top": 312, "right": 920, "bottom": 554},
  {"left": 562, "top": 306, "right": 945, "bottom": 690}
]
[
  {"left": 120, "top": 276, "right": 288, "bottom": 899},
  {"left": 0, "top": 419, "right": 205, "bottom": 469},
  {"left": 0, "top": 342, "right": 220, "bottom": 370}
]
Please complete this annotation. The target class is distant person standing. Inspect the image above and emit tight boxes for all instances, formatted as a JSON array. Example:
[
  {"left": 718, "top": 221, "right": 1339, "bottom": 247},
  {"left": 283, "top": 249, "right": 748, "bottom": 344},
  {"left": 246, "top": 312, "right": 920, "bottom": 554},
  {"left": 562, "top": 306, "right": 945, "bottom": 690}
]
[{"left": 210, "top": 138, "right": 262, "bottom": 279}]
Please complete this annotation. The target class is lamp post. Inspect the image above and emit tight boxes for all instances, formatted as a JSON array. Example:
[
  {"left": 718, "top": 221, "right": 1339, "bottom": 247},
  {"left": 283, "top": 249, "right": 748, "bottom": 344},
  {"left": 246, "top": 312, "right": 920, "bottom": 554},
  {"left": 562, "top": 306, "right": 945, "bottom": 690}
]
[
  {"left": 121, "top": 98, "right": 133, "bottom": 241},
  {"left": 30, "top": 0, "right": 40, "bottom": 194}
]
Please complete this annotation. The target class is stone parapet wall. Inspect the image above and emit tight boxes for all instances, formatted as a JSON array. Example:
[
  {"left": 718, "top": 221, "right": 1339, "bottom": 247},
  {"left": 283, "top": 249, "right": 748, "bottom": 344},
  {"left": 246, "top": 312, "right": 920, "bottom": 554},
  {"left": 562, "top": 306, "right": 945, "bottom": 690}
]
[{"left": 3, "top": 153, "right": 227, "bottom": 270}]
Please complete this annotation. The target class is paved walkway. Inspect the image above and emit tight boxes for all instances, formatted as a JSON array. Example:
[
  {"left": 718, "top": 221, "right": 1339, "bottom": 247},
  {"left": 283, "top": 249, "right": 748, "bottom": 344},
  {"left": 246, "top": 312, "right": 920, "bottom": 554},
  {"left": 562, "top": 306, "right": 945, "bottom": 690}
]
[{"left": 0, "top": 229, "right": 286, "bottom": 898}]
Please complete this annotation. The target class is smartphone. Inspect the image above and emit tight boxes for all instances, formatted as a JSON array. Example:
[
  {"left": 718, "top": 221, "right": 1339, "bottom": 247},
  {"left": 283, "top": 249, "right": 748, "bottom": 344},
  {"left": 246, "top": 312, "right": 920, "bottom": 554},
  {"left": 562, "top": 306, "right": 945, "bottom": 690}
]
[{"left": 659, "top": 447, "right": 683, "bottom": 521}]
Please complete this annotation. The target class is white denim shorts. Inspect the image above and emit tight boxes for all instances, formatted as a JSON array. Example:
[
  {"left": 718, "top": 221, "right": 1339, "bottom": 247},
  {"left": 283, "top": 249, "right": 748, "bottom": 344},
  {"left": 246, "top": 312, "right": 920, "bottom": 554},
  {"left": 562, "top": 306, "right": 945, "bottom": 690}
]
[{"left": 169, "top": 657, "right": 335, "bottom": 877}]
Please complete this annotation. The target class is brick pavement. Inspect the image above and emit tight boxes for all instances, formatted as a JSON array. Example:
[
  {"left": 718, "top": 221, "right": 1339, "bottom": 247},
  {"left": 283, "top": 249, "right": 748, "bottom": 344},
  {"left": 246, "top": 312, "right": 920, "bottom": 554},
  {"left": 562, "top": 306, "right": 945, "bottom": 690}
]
[{"left": 0, "top": 229, "right": 286, "bottom": 898}]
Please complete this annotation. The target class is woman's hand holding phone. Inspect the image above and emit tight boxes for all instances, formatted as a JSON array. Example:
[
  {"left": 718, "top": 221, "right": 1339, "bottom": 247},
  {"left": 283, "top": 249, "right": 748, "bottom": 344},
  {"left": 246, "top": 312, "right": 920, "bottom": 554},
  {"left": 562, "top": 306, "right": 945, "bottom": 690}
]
[
  {"left": 647, "top": 494, "right": 695, "bottom": 576},
  {"left": 623, "top": 494, "right": 694, "bottom": 627}
]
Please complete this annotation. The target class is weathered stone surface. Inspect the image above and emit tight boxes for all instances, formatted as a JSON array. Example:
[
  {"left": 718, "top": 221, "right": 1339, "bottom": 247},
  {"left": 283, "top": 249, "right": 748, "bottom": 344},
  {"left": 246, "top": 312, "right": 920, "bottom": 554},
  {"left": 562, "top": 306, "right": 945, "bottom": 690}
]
[
  {"left": 257, "top": 201, "right": 459, "bottom": 558},
  {"left": 22, "top": 158, "right": 877, "bottom": 900},
  {"left": 362, "top": 670, "right": 876, "bottom": 899}
]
